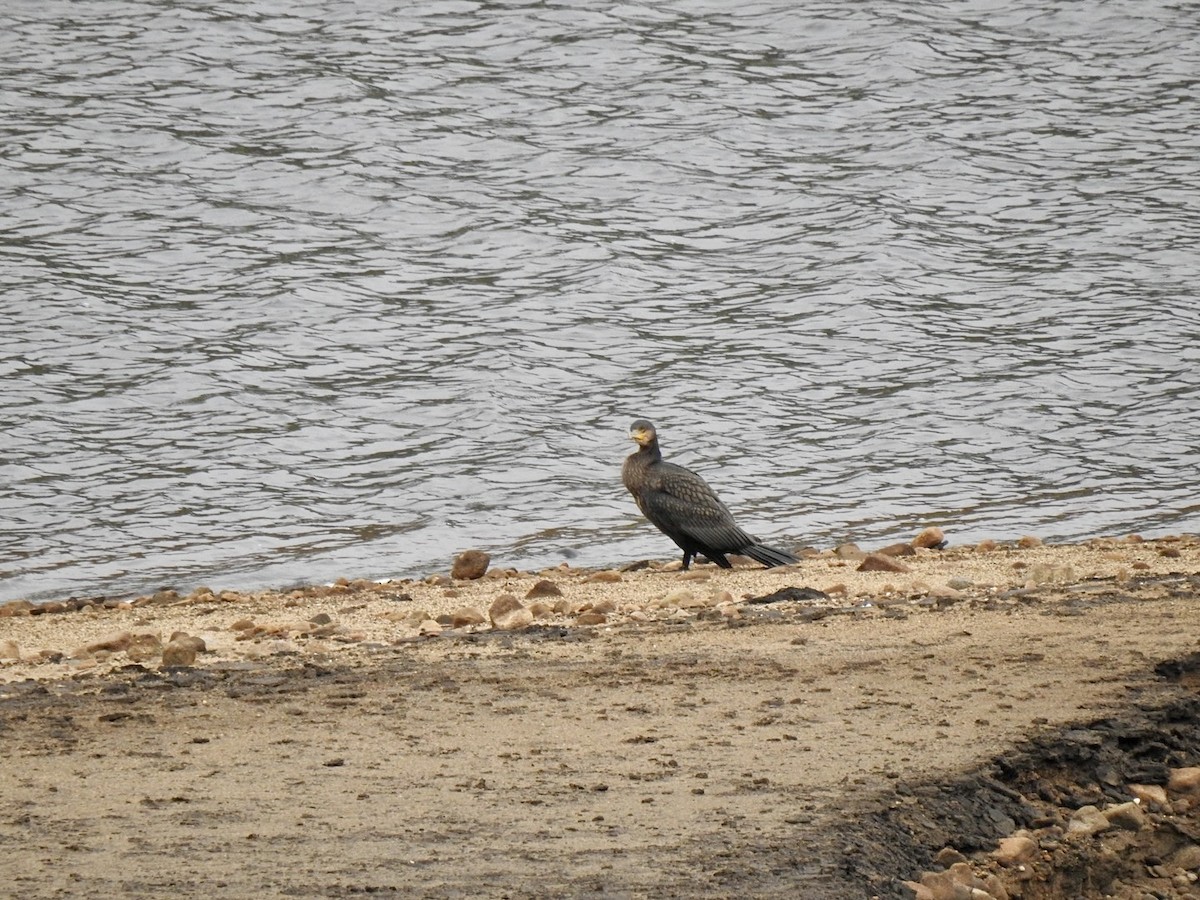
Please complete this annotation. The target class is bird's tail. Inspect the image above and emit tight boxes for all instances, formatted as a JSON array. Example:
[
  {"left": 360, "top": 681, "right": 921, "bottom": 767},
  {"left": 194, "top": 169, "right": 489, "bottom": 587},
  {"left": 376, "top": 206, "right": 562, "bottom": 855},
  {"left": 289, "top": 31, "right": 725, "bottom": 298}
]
[{"left": 741, "top": 543, "right": 800, "bottom": 568}]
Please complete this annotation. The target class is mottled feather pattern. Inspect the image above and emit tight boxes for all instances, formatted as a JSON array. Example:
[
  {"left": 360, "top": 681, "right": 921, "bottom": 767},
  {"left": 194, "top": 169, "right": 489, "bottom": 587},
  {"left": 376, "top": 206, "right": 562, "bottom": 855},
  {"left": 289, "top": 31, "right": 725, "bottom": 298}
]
[{"left": 622, "top": 420, "right": 798, "bottom": 570}]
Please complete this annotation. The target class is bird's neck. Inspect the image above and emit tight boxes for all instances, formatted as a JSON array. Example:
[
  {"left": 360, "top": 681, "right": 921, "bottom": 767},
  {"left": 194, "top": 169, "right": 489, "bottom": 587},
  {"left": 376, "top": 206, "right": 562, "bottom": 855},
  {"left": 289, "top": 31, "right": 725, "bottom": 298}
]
[{"left": 637, "top": 439, "right": 662, "bottom": 463}]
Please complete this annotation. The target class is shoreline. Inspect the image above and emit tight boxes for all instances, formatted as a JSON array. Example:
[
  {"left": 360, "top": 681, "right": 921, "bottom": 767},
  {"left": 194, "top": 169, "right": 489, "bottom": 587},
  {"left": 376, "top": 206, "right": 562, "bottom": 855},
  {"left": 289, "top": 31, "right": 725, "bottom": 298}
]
[{"left": 2, "top": 532, "right": 1199, "bottom": 898}]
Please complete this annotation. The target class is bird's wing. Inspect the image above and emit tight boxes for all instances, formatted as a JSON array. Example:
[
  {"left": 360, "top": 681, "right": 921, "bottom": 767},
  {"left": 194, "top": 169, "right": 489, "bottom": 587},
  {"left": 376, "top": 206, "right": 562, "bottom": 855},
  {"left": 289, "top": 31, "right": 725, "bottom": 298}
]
[{"left": 640, "top": 462, "right": 754, "bottom": 550}]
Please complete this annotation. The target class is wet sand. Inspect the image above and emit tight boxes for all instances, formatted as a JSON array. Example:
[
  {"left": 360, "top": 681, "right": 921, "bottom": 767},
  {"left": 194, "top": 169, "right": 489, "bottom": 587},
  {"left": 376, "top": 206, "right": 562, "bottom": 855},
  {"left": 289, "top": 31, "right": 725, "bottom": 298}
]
[{"left": 2, "top": 535, "right": 1199, "bottom": 898}]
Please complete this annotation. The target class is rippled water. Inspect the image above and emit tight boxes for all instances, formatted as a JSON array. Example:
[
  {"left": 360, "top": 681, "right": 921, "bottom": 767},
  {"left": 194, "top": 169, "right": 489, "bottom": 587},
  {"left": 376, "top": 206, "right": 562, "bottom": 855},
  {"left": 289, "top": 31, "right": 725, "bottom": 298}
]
[{"left": 3, "top": 0, "right": 1199, "bottom": 603}]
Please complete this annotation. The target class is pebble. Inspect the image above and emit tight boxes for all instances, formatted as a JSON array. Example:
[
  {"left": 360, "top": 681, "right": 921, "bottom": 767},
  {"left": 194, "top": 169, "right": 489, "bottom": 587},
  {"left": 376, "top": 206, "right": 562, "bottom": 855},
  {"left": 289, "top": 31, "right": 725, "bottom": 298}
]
[
  {"left": 0, "top": 639, "right": 20, "bottom": 660},
  {"left": 913, "top": 526, "right": 946, "bottom": 549},
  {"left": 1168, "top": 766, "right": 1200, "bottom": 794},
  {"left": 1127, "top": 784, "right": 1169, "bottom": 809},
  {"left": 524, "top": 579, "right": 563, "bottom": 599},
  {"left": 575, "top": 612, "right": 607, "bottom": 626},
  {"left": 858, "top": 553, "right": 910, "bottom": 573},
  {"left": 1066, "top": 805, "right": 1111, "bottom": 837},
  {"left": 0, "top": 599, "right": 35, "bottom": 617},
  {"left": 170, "top": 634, "right": 208, "bottom": 654},
  {"left": 451, "top": 549, "right": 490, "bottom": 580},
  {"left": 834, "top": 543, "right": 866, "bottom": 560},
  {"left": 72, "top": 630, "right": 133, "bottom": 659},
  {"left": 161, "top": 640, "right": 197, "bottom": 668},
  {"left": 1171, "top": 844, "right": 1200, "bottom": 870},
  {"left": 584, "top": 570, "right": 623, "bottom": 584},
  {"left": 877, "top": 542, "right": 916, "bottom": 557},
  {"left": 991, "top": 831, "right": 1037, "bottom": 866},
  {"left": 450, "top": 607, "right": 487, "bottom": 627},
  {"left": 1017, "top": 535, "right": 1043, "bottom": 548},
  {"left": 489, "top": 595, "right": 533, "bottom": 630},
  {"left": 1102, "top": 800, "right": 1147, "bottom": 831},
  {"left": 126, "top": 633, "right": 164, "bottom": 663}
]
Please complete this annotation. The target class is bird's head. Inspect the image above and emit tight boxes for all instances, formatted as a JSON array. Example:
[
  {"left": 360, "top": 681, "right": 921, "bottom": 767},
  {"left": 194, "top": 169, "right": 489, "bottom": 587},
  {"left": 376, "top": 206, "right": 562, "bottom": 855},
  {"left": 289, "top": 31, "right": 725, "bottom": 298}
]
[{"left": 629, "top": 419, "right": 658, "bottom": 447}]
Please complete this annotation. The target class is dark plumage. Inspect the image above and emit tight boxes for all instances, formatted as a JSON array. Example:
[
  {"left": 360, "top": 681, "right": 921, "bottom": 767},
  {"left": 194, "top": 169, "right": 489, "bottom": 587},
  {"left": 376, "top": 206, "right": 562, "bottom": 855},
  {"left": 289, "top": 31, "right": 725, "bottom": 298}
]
[{"left": 622, "top": 419, "right": 799, "bottom": 570}]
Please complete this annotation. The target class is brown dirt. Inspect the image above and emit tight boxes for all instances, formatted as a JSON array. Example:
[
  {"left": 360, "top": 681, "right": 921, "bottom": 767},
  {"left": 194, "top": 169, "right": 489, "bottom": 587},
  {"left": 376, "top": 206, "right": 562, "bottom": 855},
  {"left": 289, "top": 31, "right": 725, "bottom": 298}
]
[{"left": 2, "top": 536, "right": 1199, "bottom": 898}]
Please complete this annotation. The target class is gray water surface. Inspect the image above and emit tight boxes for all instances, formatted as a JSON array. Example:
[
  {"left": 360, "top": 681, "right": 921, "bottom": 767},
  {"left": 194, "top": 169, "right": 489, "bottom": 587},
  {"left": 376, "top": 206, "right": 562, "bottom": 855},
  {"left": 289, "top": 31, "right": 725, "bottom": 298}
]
[{"left": 3, "top": 0, "right": 1199, "bottom": 603}]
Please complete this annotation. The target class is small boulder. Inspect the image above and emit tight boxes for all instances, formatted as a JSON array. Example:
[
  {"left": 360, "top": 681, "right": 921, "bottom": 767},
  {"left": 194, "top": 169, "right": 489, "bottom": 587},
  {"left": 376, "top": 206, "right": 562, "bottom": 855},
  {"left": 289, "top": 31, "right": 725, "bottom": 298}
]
[
  {"left": 1102, "top": 801, "right": 1147, "bottom": 831},
  {"left": 1127, "top": 784, "right": 1169, "bottom": 809},
  {"left": 0, "top": 639, "right": 20, "bottom": 660},
  {"left": 858, "top": 553, "right": 910, "bottom": 573},
  {"left": 525, "top": 579, "right": 563, "bottom": 599},
  {"left": 88, "top": 630, "right": 134, "bottom": 653},
  {"left": 992, "top": 832, "right": 1038, "bottom": 867},
  {"left": 1017, "top": 535, "right": 1043, "bottom": 548},
  {"left": 1066, "top": 805, "right": 1111, "bottom": 838},
  {"left": 877, "top": 542, "right": 916, "bottom": 557},
  {"left": 913, "top": 527, "right": 946, "bottom": 550},
  {"left": 834, "top": 543, "right": 866, "bottom": 560},
  {"left": 489, "top": 595, "right": 533, "bottom": 630},
  {"left": 168, "top": 633, "right": 207, "bottom": 654},
  {"left": 161, "top": 640, "right": 198, "bottom": 668},
  {"left": 451, "top": 549, "right": 490, "bottom": 580},
  {"left": 575, "top": 612, "right": 607, "bottom": 626},
  {"left": 1168, "top": 766, "right": 1200, "bottom": 795},
  {"left": 450, "top": 607, "right": 487, "bottom": 628},
  {"left": 125, "top": 633, "right": 164, "bottom": 663}
]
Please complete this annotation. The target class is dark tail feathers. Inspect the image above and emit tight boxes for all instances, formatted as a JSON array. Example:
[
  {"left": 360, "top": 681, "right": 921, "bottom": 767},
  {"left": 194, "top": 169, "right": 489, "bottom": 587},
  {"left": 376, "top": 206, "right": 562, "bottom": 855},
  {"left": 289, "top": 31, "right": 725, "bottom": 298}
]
[{"left": 740, "top": 543, "right": 800, "bottom": 568}]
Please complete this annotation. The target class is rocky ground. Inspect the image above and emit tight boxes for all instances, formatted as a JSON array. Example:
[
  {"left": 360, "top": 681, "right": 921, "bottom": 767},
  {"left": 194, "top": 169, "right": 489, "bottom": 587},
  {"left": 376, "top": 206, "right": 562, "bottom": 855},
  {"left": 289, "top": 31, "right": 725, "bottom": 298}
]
[{"left": 2, "top": 532, "right": 1199, "bottom": 898}]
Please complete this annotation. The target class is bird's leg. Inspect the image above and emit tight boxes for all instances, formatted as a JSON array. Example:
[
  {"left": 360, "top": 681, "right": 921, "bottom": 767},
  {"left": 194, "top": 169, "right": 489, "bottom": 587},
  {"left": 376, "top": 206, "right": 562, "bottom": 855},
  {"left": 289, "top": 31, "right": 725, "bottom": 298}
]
[{"left": 681, "top": 550, "right": 693, "bottom": 570}]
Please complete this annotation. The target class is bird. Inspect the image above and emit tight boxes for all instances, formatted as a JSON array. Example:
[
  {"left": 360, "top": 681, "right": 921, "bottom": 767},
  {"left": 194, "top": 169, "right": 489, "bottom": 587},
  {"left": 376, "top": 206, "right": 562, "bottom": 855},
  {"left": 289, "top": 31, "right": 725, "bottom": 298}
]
[{"left": 621, "top": 419, "right": 799, "bottom": 570}]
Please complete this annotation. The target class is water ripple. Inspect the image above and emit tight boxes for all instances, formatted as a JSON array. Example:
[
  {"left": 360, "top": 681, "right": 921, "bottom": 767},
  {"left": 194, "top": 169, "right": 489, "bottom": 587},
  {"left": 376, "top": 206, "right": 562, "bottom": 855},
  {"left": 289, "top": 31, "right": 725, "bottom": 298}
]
[{"left": 2, "top": 0, "right": 1199, "bottom": 601}]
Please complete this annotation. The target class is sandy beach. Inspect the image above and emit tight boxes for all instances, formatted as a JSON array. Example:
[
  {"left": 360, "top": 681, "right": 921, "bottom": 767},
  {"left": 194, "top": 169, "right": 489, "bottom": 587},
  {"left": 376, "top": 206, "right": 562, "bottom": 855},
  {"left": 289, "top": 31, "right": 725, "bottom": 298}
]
[{"left": 2, "top": 533, "right": 1200, "bottom": 898}]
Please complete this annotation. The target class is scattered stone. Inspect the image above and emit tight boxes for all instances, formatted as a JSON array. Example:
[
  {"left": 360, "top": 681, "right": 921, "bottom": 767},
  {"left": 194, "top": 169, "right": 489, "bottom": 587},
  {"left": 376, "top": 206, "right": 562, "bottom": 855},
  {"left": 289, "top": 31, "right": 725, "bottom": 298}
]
[
  {"left": 858, "top": 553, "right": 910, "bottom": 573},
  {"left": 591, "top": 598, "right": 618, "bottom": 614},
  {"left": 126, "top": 633, "right": 164, "bottom": 663},
  {"left": 417, "top": 619, "right": 442, "bottom": 635},
  {"left": 229, "top": 618, "right": 256, "bottom": 632},
  {"left": 1127, "top": 784, "right": 1169, "bottom": 809},
  {"left": 451, "top": 549, "right": 490, "bottom": 580},
  {"left": 1066, "top": 804, "right": 1111, "bottom": 837},
  {"left": 1168, "top": 766, "right": 1200, "bottom": 794},
  {"left": 934, "top": 847, "right": 968, "bottom": 868},
  {"left": 834, "top": 543, "right": 866, "bottom": 560},
  {"left": 584, "top": 570, "right": 623, "bottom": 584},
  {"left": 170, "top": 634, "right": 207, "bottom": 654},
  {"left": 878, "top": 542, "right": 916, "bottom": 557},
  {"left": 527, "top": 601, "right": 553, "bottom": 620},
  {"left": 0, "top": 639, "right": 20, "bottom": 660},
  {"left": 746, "top": 586, "right": 830, "bottom": 605},
  {"left": 991, "top": 831, "right": 1038, "bottom": 867},
  {"left": 663, "top": 588, "right": 694, "bottom": 607},
  {"left": 575, "top": 612, "right": 607, "bottom": 626},
  {"left": 1102, "top": 800, "right": 1147, "bottom": 831},
  {"left": 913, "top": 526, "right": 947, "bottom": 550},
  {"left": 976, "top": 539, "right": 997, "bottom": 552},
  {"left": 450, "top": 607, "right": 487, "bottom": 628},
  {"left": 1171, "top": 844, "right": 1200, "bottom": 871},
  {"left": 1159, "top": 546, "right": 1182, "bottom": 558},
  {"left": 2, "top": 599, "right": 35, "bottom": 617},
  {"left": 161, "top": 640, "right": 198, "bottom": 668},
  {"left": 489, "top": 595, "right": 533, "bottom": 631},
  {"left": 525, "top": 580, "right": 563, "bottom": 600},
  {"left": 1017, "top": 535, "right": 1043, "bottom": 548},
  {"left": 74, "top": 631, "right": 133, "bottom": 658}
]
